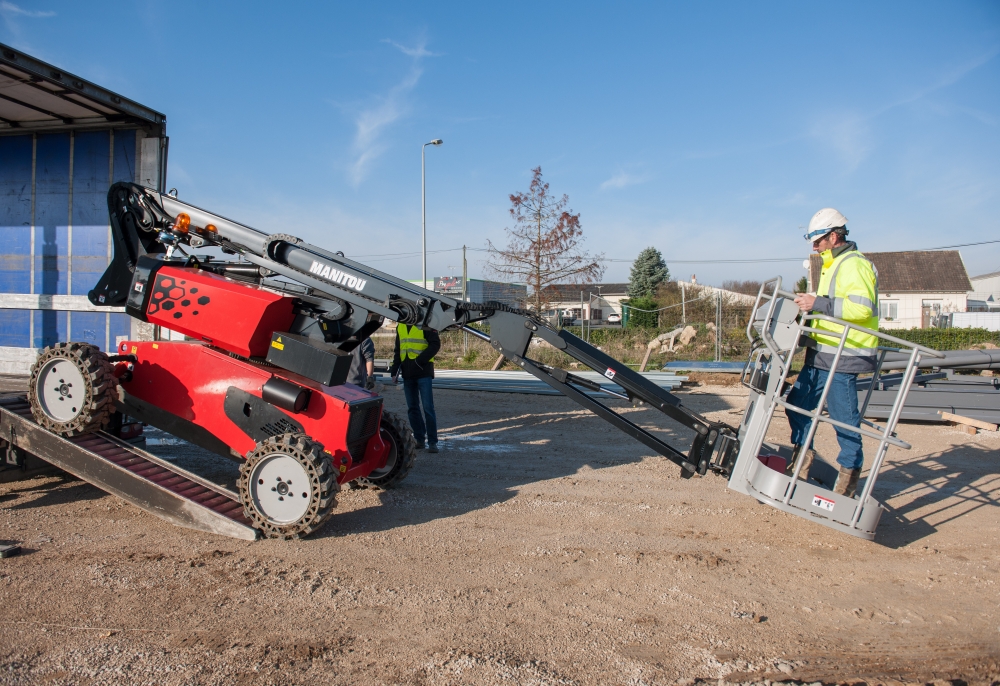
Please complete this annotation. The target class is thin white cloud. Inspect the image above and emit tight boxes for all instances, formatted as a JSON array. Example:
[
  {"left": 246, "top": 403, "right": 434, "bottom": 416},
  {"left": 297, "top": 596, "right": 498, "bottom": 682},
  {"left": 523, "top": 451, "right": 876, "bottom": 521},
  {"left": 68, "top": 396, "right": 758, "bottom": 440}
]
[
  {"left": 809, "top": 113, "right": 871, "bottom": 172},
  {"left": 808, "top": 45, "right": 1000, "bottom": 171},
  {"left": 0, "top": 1, "right": 54, "bottom": 17},
  {"left": 380, "top": 39, "right": 440, "bottom": 59},
  {"left": 600, "top": 171, "right": 646, "bottom": 191},
  {"left": 349, "top": 39, "right": 435, "bottom": 186}
]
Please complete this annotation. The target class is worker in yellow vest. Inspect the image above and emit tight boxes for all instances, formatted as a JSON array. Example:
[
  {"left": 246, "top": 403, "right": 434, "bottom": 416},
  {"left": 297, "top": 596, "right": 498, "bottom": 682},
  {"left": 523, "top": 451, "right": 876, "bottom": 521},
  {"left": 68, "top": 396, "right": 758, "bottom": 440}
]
[
  {"left": 389, "top": 323, "right": 442, "bottom": 452},
  {"left": 788, "top": 208, "right": 878, "bottom": 498}
]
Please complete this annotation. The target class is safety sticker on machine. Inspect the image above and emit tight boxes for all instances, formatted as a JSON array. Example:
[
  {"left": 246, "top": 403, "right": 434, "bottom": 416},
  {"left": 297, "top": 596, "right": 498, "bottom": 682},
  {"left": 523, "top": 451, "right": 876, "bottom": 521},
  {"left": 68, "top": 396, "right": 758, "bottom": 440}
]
[
  {"left": 812, "top": 494, "right": 835, "bottom": 512},
  {"left": 604, "top": 368, "right": 616, "bottom": 380}
]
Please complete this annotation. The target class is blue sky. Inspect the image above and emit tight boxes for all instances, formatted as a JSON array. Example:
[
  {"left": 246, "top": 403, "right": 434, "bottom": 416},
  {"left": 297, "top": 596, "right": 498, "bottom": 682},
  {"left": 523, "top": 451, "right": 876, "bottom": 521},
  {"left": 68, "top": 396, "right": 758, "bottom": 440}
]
[{"left": 3, "top": 1, "right": 998, "bottom": 287}]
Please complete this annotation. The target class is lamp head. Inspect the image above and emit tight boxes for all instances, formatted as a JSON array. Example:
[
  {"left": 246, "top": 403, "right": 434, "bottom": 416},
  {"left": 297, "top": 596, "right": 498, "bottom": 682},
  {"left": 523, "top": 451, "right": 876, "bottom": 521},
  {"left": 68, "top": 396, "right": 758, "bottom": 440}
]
[{"left": 429, "top": 139, "right": 443, "bottom": 145}]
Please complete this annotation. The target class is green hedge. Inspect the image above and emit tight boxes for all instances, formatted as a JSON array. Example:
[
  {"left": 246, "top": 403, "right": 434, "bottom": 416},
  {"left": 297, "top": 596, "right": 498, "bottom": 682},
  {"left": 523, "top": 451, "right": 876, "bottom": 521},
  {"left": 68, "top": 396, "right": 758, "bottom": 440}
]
[{"left": 879, "top": 327, "right": 1000, "bottom": 351}]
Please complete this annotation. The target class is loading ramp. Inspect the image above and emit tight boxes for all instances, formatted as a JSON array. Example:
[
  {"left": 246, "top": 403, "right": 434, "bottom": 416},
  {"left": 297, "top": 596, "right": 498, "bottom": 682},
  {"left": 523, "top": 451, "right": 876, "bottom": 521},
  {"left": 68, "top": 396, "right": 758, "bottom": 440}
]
[{"left": 0, "top": 395, "right": 257, "bottom": 541}]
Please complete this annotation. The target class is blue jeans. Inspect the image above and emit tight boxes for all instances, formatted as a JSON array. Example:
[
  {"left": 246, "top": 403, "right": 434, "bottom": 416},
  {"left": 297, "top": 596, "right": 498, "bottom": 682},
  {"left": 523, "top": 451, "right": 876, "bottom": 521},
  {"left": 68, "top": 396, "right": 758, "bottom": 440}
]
[
  {"left": 403, "top": 377, "right": 437, "bottom": 446},
  {"left": 787, "top": 364, "right": 864, "bottom": 470}
]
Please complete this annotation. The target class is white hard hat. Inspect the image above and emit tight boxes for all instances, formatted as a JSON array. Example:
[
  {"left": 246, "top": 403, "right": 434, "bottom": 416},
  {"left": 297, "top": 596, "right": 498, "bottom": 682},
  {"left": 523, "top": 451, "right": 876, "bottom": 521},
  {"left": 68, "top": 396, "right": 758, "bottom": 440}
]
[{"left": 804, "top": 208, "right": 848, "bottom": 241}]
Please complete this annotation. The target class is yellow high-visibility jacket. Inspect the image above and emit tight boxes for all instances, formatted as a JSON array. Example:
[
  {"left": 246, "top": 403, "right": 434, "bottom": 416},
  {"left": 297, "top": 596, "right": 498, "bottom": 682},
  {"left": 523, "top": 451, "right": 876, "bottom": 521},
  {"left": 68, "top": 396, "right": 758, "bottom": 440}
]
[
  {"left": 806, "top": 241, "right": 879, "bottom": 373},
  {"left": 397, "top": 324, "right": 435, "bottom": 362}
]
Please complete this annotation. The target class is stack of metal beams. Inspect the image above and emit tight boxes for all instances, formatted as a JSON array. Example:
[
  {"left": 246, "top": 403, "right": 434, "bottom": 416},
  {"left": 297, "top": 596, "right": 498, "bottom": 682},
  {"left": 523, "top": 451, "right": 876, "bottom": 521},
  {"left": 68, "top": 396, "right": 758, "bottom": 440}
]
[
  {"left": 378, "top": 370, "right": 687, "bottom": 397},
  {"left": 860, "top": 349, "right": 1000, "bottom": 424}
]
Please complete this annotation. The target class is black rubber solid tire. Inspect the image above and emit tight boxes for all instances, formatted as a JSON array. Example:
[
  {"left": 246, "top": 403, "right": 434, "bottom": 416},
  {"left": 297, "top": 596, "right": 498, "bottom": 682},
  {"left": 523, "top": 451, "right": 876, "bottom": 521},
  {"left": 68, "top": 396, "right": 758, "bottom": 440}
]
[
  {"left": 355, "top": 409, "right": 417, "bottom": 490},
  {"left": 239, "top": 433, "right": 337, "bottom": 539},
  {"left": 28, "top": 343, "right": 117, "bottom": 437}
]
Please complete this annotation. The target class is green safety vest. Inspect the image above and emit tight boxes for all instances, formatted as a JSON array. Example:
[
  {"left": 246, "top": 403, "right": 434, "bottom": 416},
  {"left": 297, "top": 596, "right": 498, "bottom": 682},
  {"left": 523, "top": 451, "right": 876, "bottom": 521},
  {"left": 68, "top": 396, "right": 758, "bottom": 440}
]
[
  {"left": 808, "top": 247, "right": 879, "bottom": 365},
  {"left": 397, "top": 324, "right": 434, "bottom": 362}
]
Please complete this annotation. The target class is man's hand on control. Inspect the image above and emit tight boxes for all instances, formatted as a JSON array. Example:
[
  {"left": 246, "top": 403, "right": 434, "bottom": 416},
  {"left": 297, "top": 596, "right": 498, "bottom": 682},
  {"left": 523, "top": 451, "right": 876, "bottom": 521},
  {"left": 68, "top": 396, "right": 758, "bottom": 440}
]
[{"left": 794, "top": 293, "right": 817, "bottom": 312}]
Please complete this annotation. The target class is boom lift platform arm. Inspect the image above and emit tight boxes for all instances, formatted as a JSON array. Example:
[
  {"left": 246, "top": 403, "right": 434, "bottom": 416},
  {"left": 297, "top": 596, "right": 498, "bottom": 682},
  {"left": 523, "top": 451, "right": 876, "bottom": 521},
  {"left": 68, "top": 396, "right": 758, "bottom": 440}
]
[
  {"left": 88, "top": 183, "right": 741, "bottom": 480},
  {"left": 5, "top": 182, "right": 939, "bottom": 542}
]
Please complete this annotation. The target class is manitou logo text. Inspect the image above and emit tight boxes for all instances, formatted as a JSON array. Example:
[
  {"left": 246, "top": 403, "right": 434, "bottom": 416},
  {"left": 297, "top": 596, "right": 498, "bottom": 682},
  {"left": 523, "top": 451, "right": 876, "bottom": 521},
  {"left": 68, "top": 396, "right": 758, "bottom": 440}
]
[{"left": 308, "top": 261, "right": 367, "bottom": 292}]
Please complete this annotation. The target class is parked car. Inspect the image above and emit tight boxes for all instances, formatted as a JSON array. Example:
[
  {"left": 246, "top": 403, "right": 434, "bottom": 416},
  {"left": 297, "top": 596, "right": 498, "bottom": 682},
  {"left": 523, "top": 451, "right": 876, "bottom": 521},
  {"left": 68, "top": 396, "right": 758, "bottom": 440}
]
[{"left": 607, "top": 313, "right": 622, "bottom": 324}]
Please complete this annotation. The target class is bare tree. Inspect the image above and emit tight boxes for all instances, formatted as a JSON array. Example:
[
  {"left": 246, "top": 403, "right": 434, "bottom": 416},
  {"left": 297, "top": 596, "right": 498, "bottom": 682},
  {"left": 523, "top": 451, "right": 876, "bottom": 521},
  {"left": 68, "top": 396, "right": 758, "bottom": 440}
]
[
  {"left": 721, "top": 279, "right": 763, "bottom": 296},
  {"left": 486, "top": 167, "right": 604, "bottom": 313}
]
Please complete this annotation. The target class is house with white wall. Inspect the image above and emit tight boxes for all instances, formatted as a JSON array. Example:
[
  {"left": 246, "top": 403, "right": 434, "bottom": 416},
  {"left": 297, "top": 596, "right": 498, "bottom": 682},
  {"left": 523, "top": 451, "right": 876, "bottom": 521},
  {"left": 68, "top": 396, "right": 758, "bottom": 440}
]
[
  {"left": 969, "top": 270, "right": 1000, "bottom": 312},
  {"left": 537, "top": 283, "right": 629, "bottom": 323},
  {"left": 810, "top": 250, "right": 972, "bottom": 329}
]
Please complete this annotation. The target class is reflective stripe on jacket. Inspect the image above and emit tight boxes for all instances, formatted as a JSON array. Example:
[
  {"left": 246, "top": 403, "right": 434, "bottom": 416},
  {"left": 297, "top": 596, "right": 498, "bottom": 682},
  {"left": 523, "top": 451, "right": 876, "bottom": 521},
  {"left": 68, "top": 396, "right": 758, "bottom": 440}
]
[
  {"left": 397, "top": 324, "right": 435, "bottom": 362},
  {"left": 806, "top": 246, "right": 879, "bottom": 373}
]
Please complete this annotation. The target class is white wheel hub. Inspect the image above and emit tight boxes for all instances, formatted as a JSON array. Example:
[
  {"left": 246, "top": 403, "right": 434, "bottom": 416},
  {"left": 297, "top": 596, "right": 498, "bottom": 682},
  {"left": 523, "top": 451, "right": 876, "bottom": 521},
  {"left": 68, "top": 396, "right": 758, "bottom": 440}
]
[
  {"left": 36, "top": 358, "right": 88, "bottom": 423},
  {"left": 248, "top": 453, "right": 312, "bottom": 524}
]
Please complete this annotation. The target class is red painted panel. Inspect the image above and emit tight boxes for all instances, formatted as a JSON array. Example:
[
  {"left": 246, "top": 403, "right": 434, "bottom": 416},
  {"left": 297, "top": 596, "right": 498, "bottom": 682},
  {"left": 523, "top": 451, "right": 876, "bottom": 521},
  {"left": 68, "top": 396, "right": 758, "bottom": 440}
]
[
  {"left": 145, "top": 267, "right": 296, "bottom": 357},
  {"left": 117, "top": 340, "right": 388, "bottom": 485}
]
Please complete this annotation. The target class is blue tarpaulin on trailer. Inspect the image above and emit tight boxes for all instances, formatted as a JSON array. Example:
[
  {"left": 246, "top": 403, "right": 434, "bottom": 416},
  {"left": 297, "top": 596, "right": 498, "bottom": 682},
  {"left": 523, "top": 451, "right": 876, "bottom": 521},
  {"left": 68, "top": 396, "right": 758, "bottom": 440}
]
[{"left": 1, "top": 42, "right": 166, "bottom": 353}]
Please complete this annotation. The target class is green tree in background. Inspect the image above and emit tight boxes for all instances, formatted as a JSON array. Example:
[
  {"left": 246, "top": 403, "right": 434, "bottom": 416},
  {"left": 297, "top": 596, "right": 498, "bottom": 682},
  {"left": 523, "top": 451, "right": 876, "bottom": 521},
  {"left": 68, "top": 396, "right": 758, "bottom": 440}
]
[
  {"left": 795, "top": 276, "right": 808, "bottom": 293},
  {"left": 625, "top": 296, "right": 659, "bottom": 328},
  {"left": 627, "top": 247, "right": 669, "bottom": 299}
]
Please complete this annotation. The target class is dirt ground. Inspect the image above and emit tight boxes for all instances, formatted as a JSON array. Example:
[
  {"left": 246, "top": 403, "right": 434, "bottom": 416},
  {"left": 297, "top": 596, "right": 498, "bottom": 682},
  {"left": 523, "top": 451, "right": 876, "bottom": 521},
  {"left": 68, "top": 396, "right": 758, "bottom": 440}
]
[{"left": 1, "top": 374, "right": 999, "bottom": 685}]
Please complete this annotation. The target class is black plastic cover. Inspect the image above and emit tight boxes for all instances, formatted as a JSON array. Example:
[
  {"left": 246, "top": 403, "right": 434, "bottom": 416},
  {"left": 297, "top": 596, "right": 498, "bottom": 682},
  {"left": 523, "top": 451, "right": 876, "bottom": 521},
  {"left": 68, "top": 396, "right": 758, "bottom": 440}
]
[
  {"left": 262, "top": 377, "right": 311, "bottom": 414},
  {"left": 223, "top": 387, "right": 304, "bottom": 443},
  {"left": 265, "top": 332, "right": 352, "bottom": 387},
  {"left": 125, "top": 255, "right": 170, "bottom": 322}
]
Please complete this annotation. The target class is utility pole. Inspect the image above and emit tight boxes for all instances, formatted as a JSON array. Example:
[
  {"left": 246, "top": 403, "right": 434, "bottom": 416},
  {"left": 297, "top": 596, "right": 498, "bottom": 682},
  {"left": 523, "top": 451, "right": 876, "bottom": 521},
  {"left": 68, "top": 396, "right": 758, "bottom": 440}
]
[
  {"left": 681, "top": 282, "right": 686, "bottom": 326},
  {"left": 421, "top": 139, "right": 443, "bottom": 290},
  {"left": 716, "top": 290, "right": 722, "bottom": 362},
  {"left": 462, "top": 244, "right": 468, "bottom": 354}
]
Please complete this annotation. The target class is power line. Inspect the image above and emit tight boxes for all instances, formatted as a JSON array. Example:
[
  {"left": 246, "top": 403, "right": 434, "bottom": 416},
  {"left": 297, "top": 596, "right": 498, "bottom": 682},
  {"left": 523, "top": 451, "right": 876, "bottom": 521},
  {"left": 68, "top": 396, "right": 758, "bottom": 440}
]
[{"left": 349, "top": 237, "right": 999, "bottom": 265}]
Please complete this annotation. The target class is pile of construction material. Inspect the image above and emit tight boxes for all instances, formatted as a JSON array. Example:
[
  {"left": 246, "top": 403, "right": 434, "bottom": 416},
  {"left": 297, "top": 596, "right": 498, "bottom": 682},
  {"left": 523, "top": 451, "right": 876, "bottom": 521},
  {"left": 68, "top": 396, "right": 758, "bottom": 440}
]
[
  {"left": 860, "top": 348, "right": 1000, "bottom": 427},
  {"left": 378, "top": 370, "right": 687, "bottom": 397}
]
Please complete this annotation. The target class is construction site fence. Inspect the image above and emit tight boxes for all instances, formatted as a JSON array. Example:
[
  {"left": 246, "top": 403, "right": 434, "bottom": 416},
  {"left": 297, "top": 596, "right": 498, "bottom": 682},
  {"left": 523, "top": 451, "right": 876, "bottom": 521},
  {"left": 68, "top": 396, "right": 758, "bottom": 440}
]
[
  {"left": 371, "top": 318, "right": 1000, "bottom": 373},
  {"left": 372, "top": 301, "right": 758, "bottom": 371}
]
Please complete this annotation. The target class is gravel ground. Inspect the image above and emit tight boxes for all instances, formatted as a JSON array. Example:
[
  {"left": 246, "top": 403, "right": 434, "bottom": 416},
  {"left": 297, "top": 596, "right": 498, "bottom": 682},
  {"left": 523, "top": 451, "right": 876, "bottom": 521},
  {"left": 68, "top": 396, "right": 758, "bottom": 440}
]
[{"left": 1, "top": 374, "right": 999, "bottom": 685}]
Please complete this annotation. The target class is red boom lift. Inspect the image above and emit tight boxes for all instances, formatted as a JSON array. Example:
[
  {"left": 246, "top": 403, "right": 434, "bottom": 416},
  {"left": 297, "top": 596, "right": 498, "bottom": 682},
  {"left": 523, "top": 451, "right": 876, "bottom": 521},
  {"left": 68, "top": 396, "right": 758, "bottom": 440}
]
[{"left": 2, "top": 183, "right": 940, "bottom": 542}]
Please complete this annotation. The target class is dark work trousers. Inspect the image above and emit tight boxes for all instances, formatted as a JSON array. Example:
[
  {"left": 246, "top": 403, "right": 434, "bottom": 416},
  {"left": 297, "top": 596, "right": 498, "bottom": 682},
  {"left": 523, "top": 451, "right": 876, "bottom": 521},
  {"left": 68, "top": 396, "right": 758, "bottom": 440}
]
[
  {"left": 787, "top": 364, "right": 864, "bottom": 470},
  {"left": 403, "top": 376, "right": 437, "bottom": 446}
]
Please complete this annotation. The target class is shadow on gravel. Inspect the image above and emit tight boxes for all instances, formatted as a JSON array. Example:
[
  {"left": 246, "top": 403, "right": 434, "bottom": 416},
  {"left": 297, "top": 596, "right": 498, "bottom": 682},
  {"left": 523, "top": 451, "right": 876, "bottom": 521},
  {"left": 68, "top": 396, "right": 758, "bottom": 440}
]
[
  {"left": 875, "top": 442, "right": 999, "bottom": 548},
  {"left": 312, "top": 394, "right": 713, "bottom": 539},
  {"left": 6, "top": 478, "right": 107, "bottom": 511}
]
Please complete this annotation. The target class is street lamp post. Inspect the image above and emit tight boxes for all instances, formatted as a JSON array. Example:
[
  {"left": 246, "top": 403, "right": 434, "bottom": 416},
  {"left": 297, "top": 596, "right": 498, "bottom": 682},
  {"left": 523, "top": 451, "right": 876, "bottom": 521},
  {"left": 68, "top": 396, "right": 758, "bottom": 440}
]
[{"left": 422, "top": 139, "right": 443, "bottom": 290}]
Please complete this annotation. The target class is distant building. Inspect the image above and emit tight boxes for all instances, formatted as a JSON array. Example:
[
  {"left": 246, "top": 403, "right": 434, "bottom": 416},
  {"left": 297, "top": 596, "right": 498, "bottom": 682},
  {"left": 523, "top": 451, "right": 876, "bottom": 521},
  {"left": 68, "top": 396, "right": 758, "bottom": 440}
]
[
  {"left": 404, "top": 278, "right": 527, "bottom": 309},
  {"left": 969, "top": 270, "right": 1000, "bottom": 312},
  {"left": 809, "top": 250, "right": 973, "bottom": 329},
  {"left": 536, "top": 283, "right": 629, "bottom": 324}
]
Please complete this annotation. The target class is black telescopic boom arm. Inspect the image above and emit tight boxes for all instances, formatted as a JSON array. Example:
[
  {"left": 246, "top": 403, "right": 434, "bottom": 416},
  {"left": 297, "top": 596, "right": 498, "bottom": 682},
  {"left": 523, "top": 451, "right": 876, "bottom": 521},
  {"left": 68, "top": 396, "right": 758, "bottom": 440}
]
[{"left": 92, "top": 183, "right": 738, "bottom": 476}]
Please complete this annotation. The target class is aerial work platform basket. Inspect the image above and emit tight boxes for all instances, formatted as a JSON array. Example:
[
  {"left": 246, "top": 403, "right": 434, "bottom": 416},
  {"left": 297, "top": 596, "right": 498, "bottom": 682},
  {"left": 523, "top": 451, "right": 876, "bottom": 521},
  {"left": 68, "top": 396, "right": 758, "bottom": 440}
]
[{"left": 726, "top": 278, "right": 944, "bottom": 540}]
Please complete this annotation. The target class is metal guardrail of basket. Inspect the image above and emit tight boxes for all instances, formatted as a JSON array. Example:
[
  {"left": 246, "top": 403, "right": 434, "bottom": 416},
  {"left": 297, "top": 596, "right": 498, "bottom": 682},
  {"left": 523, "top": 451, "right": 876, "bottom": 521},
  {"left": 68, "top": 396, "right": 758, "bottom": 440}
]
[{"left": 726, "top": 277, "right": 944, "bottom": 540}]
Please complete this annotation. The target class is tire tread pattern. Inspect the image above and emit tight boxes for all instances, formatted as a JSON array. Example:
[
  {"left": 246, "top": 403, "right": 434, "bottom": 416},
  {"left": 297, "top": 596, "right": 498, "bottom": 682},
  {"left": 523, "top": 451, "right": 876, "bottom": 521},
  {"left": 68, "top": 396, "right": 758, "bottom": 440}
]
[
  {"left": 239, "top": 433, "right": 337, "bottom": 539},
  {"left": 27, "top": 343, "right": 117, "bottom": 437},
  {"left": 355, "top": 409, "right": 417, "bottom": 490}
]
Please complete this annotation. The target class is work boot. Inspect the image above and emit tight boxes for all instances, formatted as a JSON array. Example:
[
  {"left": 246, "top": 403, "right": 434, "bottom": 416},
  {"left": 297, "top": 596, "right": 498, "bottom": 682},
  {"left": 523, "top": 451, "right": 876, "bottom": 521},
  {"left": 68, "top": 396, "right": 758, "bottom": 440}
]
[
  {"left": 427, "top": 443, "right": 439, "bottom": 454},
  {"left": 787, "top": 446, "right": 815, "bottom": 480},
  {"left": 414, "top": 441, "right": 426, "bottom": 450},
  {"left": 833, "top": 468, "right": 861, "bottom": 498}
]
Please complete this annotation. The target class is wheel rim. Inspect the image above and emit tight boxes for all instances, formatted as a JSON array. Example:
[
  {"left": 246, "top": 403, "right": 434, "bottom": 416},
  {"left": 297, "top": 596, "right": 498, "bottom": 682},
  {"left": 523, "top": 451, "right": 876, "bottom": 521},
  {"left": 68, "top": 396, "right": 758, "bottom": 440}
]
[
  {"left": 248, "top": 453, "right": 312, "bottom": 524},
  {"left": 36, "top": 357, "right": 88, "bottom": 423},
  {"left": 365, "top": 425, "right": 399, "bottom": 479}
]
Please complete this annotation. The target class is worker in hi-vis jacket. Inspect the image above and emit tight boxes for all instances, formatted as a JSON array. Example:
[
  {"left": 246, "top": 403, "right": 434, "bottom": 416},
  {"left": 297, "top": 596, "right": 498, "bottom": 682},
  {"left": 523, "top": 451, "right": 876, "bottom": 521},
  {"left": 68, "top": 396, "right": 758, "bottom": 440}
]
[
  {"left": 389, "top": 323, "right": 442, "bottom": 453},
  {"left": 788, "top": 208, "right": 879, "bottom": 498}
]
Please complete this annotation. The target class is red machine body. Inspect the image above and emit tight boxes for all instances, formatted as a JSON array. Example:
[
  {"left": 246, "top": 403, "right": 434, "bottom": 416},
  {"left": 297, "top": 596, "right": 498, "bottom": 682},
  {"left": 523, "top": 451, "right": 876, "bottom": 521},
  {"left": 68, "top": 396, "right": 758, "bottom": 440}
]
[
  {"left": 117, "top": 340, "right": 387, "bottom": 485},
  {"left": 117, "top": 264, "right": 389, "bottom": 487},
  {"left": 143, "top": 266, "right": 296, "bottom": 358}
]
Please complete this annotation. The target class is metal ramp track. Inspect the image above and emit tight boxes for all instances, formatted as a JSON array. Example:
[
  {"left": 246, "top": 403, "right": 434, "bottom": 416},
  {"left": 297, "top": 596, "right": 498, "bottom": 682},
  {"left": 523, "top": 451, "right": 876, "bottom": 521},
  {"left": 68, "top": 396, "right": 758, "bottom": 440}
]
[{"left": 0, "top": 395, "right": 257, "bottom": 541}]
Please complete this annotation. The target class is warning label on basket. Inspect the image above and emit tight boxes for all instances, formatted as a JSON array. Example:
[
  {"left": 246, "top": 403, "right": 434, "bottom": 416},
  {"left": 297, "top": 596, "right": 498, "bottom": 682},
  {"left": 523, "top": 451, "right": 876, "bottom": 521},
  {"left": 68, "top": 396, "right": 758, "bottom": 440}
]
[
  {"left": 812, "top": 494, "right": 835, "bottom": 512},
  {"left": 604, "top": 368, "right": 616, "bottom": 380}
]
